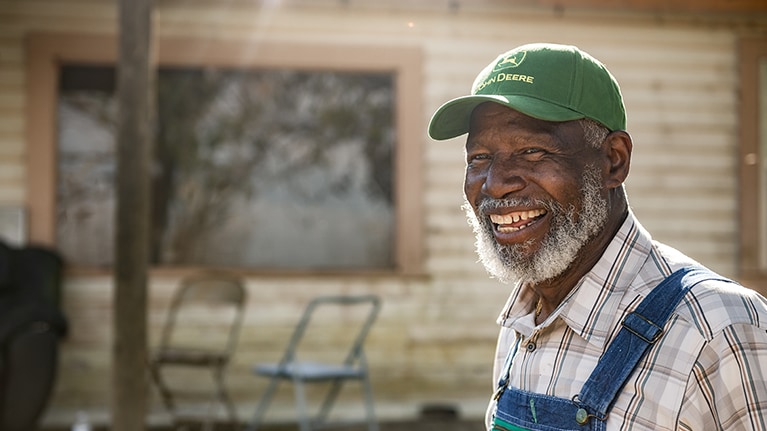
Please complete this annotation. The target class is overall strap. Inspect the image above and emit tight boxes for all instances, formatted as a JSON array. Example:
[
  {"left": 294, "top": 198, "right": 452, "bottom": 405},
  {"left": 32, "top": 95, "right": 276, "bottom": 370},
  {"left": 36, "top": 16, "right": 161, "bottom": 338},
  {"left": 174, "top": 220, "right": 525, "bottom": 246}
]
[{"left": 574, "top": 266, "right": 731, "bottom": 424}]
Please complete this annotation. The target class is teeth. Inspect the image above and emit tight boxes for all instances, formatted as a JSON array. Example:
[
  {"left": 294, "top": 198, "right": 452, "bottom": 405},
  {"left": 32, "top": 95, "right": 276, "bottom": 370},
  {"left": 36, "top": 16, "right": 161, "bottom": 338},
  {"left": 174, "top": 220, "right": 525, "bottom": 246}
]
[
  {"left": 499, "top": 224, "right": 526, "bottom": 233},
  {"left": 489, "top": 209, "right": 545, "bottom": 225}
]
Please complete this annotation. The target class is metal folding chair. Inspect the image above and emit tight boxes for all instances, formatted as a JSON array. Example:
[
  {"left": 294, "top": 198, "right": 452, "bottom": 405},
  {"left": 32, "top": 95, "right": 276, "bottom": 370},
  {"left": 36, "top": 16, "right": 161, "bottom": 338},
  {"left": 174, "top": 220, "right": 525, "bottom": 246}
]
[
  {"left": 246, "top": 295, "right": 381, "bottom": 431},
  {"left": 149, "top": 272, "right": 246, "bottom": 431}
]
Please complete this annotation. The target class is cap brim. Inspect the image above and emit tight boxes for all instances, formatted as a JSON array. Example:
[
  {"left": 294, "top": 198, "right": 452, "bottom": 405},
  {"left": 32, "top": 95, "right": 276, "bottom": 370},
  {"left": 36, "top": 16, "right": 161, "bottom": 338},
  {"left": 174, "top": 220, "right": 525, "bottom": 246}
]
[{"left": 427, "top": 94, "right": 585, "bottom": 141}]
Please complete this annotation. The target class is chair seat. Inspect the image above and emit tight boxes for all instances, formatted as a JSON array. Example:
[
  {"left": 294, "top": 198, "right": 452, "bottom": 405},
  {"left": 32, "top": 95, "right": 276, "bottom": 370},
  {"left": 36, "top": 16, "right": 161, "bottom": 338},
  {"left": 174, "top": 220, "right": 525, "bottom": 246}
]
[
  {"left": 255, "top": 362, "right": 365, "bottom": 381},
  {"left": 154, "top": 348, "right": 228, "bottom": 367},
  {"left": 246, "top": 295, "right": 380, "bottom": 431}
]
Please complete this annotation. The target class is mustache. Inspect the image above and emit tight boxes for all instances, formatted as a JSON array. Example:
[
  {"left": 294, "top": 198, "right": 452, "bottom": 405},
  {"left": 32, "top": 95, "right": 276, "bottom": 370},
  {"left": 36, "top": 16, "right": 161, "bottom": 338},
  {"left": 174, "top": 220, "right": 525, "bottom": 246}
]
[{"left": 475, "top": 197, "right": 561, "bottom": 215}]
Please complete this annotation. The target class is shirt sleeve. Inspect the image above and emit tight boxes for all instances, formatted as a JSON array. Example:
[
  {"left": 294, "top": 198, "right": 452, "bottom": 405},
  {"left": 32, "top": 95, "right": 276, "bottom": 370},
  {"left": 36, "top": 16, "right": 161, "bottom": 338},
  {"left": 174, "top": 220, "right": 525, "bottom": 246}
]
[{"left": 680, "top": 323, "right": 767, "bottom": 430}]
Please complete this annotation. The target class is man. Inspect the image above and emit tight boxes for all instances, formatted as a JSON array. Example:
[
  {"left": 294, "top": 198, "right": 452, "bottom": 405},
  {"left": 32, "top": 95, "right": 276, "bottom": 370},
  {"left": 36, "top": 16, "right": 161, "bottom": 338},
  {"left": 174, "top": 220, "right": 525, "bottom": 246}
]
[{"left": 428, "top": 43, "right": 767, "bottom": 430}]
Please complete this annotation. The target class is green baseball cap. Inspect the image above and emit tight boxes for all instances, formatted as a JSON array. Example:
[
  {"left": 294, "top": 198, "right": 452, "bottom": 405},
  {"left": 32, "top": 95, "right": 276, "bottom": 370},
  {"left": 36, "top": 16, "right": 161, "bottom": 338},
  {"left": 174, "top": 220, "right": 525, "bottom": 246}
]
[{"left": 428, "top": 43, "right": 626, "bottom": 140}]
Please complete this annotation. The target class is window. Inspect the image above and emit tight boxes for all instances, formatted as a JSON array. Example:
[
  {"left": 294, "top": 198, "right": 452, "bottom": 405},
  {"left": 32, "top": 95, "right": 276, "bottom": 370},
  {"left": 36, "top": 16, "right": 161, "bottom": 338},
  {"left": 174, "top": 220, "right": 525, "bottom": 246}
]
[
  {"left": 27, "top": 35, "right": 423, "bottom": 274},
  {"left": 59, "top": 66, "right": 394, "bottom": 270},
  {"left": 739, "top": 37, "right": 767, "bottom": 293}
]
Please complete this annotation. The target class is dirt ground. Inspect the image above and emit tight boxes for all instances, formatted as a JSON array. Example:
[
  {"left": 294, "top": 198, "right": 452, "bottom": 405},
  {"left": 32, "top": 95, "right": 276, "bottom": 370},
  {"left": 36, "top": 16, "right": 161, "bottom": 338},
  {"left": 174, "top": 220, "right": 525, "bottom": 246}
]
[
  {"left": 41, "top": 419, "right": 483, "bottom": 431},
  {"left": 41, "top": 412, "right": 484, "bottom": 431}
]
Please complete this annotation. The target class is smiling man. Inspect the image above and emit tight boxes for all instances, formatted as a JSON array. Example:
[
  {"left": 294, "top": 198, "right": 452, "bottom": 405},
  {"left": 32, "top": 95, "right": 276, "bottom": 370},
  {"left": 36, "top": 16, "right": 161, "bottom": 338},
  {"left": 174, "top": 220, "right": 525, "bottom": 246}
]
[{"left": 429, "top": 43, "right": 767, "bottom": 430}]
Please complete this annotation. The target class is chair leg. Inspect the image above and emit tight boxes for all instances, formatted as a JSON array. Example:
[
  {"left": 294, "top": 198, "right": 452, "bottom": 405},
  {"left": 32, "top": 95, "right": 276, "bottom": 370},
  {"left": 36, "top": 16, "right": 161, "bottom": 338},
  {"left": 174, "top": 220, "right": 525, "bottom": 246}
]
[
  {"left": 310, "top": 376, "right": 377, "bottom": 431},
  {"left": 150, "top": 363, "right": 179, "bottom": 425},
  {"left": 361, "top": 374, "right": 378, "bottom": 431},
  {"left": 314, "top": 378, "right": 344, "bottom": 425},
  {"left": 245, "top": 377, "right": 280, "bottom": 431},
  {"left": 201, "top": 381, "right": 215, "bottom": 431},
  {"left": 292, "top": 378, "right": 312, "bottom": 431},
  {"left": 202, "top": 390, "right": 220, "bottom": 431},
  {"left": 212, "top": 365, "right": 238, "bottom": 428}
]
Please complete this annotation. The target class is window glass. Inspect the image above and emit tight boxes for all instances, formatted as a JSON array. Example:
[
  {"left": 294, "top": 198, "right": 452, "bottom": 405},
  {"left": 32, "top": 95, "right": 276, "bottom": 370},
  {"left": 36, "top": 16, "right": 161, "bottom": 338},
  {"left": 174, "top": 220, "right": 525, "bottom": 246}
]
[{"left": 57, "top": 65, "right": 395, "bottom": 270}]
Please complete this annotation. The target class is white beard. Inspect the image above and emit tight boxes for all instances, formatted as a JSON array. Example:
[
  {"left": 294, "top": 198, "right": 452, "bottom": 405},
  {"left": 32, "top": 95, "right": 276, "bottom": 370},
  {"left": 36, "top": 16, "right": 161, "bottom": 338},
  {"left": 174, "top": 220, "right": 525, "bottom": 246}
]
[{"left": 464, "top": 166, "right": 608, "bottom": 285}]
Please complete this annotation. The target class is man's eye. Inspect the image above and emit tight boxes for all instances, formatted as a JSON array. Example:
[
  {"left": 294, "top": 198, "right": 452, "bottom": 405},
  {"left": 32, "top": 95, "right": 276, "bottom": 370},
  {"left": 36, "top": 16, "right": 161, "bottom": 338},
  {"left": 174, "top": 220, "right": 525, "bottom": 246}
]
[
  {"left": 468, "top": 154, "right": 490, "bottom": 163},
  {"left": 523, "top": 148, "right": 544, "bottom": 154}
]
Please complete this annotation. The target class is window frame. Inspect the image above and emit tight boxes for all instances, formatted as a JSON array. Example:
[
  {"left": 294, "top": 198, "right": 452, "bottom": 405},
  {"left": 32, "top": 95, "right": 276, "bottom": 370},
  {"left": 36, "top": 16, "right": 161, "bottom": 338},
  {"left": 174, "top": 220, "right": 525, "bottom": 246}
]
[
  {"left": 738, "top": 36, "right": 767, "bottom": 293},
  {"left": 26, "top": 33, "right": 424, "bottom": 276}
]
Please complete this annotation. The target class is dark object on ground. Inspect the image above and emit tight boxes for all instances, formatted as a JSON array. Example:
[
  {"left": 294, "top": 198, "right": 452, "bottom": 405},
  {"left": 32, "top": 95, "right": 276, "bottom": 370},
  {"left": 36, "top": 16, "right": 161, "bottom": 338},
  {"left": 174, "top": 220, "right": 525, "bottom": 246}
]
[{"left": 0, "top": 242, "right": 68, "bottom": 431}]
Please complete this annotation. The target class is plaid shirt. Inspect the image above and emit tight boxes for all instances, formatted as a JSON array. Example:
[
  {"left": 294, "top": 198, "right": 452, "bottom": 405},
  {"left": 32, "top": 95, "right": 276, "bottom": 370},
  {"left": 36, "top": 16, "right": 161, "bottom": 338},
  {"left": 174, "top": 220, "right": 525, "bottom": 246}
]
[{"left": 488, "top": 211, "right": 767, "bottom": 430}]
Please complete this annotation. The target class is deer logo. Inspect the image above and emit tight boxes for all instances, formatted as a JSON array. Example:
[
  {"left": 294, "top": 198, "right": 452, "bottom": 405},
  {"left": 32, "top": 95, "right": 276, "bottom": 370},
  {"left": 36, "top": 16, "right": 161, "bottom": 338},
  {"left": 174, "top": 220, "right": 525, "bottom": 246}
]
[{"left": 493, "top": 51, "right": 527, "bottom": 71}]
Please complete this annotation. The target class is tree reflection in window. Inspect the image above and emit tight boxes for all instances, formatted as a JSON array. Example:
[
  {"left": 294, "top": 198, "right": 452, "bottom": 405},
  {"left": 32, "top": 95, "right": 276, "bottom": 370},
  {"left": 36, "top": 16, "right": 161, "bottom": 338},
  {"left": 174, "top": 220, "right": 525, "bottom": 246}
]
[{"left": 57, "top": 66, "right": 395, "bottom": 270}]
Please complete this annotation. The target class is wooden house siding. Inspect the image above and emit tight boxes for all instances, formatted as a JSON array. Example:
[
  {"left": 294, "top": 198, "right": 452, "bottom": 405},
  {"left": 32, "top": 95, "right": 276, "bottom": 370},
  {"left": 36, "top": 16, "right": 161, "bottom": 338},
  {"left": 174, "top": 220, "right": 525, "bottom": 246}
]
[{"left": 0, "top": 1, "right": 764, "bottom": 427}]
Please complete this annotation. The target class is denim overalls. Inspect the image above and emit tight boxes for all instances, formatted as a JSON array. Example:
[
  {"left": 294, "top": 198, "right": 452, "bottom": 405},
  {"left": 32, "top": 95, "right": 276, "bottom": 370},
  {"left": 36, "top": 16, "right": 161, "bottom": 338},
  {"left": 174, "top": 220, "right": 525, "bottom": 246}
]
[{"left": 491, "top": 267, "right": 730, "bottom": 431}]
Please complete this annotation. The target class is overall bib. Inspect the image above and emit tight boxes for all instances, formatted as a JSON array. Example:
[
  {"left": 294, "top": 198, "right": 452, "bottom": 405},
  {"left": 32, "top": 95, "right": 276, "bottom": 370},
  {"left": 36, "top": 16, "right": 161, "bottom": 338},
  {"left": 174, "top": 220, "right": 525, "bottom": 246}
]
[{"left": 491, "top": 267, "right": 731, "bottom": 431}]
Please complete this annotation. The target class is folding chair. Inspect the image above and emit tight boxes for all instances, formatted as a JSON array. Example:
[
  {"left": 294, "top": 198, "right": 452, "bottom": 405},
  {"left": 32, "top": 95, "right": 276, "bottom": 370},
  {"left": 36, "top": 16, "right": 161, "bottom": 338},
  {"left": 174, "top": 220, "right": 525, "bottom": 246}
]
[
  {"left": 149, "top": 272, "right": 246, "bottom": 431},
  {"left": 246, "top": 295, "right": 381, "bottom": 431}
]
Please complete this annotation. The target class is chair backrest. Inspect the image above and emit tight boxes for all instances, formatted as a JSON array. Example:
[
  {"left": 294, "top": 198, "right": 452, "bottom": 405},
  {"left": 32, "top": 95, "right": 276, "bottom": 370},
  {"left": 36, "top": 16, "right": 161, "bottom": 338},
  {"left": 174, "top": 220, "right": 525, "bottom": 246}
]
[
  {"left": 278, "top": 295, "right": 381, "bottom": 368},
  {"left": 159, "top": 273, "right": 247, "bottom": 356}
]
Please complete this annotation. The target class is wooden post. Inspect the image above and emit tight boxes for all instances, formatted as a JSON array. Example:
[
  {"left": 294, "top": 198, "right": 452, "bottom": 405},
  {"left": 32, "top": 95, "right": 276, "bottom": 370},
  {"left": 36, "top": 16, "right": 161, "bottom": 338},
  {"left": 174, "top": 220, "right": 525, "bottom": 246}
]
[{"left": 114, "top": 0, "right": 153, "bottom": 430}]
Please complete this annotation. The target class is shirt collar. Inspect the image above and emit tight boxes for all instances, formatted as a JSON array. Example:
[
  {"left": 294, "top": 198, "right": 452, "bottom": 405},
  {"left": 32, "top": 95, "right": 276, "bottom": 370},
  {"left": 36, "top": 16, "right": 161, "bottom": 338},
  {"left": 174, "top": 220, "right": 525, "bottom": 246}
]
[{"left": 497, "top": 211, "right": 654, "bottom": 349}]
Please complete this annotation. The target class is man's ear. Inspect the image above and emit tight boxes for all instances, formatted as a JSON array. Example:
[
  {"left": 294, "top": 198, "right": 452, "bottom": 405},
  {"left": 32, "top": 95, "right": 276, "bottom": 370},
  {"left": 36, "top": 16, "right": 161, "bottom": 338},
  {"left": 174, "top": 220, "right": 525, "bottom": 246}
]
[{"left": 603, "top": 131, "right": 632, "bottom": 189}]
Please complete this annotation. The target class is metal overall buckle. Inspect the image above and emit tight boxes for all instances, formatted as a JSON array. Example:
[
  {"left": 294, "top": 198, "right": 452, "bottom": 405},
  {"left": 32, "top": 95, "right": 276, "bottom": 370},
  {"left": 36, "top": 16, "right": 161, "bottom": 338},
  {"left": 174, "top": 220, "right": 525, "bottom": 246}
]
[{"left": 571, "top": 395, "right": 609, "bottom": 425}]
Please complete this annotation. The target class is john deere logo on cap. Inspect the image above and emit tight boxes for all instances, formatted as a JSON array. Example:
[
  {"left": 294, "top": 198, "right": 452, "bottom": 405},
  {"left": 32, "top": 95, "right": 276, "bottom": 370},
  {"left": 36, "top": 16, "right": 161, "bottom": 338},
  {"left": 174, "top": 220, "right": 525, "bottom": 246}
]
[{"left": 493, "top": 51, "right": 526, "bottom": 71}]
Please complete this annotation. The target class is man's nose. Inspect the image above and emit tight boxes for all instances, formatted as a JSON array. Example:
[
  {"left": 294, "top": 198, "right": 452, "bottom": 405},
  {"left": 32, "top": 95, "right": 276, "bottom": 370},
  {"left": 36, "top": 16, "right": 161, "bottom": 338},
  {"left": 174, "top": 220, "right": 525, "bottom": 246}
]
[{"left": 481, "top": 157, "right": 527, "bottom": 199}]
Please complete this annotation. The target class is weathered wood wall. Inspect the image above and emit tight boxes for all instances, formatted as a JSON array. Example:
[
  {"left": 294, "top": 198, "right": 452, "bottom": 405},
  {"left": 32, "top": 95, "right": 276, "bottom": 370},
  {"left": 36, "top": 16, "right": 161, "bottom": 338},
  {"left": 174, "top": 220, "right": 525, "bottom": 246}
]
[{"left": 0, "top": 0, "right": 765, "bottom": 428}]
